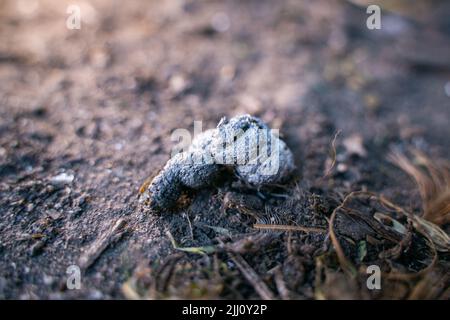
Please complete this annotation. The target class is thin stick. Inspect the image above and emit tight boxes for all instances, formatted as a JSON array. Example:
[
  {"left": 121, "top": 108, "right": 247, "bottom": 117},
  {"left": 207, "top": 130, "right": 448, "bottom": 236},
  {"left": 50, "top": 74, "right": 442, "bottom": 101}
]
[
  {"left": 78, "top": 218, "right": 127, "bottom": 270},
  {"left": 377, "top": 196, "right": 439, "bottom": 280},
  {"left": 254, "top": 223, "right": 326, "bottom": 234},
  {"left": 219, "top": 240, "right": 275, "bottom": 300}
]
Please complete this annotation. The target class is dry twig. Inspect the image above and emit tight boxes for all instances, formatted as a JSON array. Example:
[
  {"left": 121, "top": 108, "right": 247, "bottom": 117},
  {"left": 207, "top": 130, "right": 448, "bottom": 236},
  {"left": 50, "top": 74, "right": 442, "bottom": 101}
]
[
  {"left": 219, "top": 239, "right": 275, "bottom": 300},
  {"left": 78, "top": 218, "right": 128, "bottom": 270}
]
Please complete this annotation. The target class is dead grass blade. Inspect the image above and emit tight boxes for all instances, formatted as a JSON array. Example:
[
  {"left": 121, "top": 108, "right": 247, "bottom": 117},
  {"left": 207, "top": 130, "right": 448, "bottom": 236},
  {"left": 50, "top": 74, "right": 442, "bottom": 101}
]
[
  {"left": 327, "top": 191, "right": 361, "bottom": 278},
  {"left": 388, "top": 150, "right": 450, "bottom": 225},
  {"left": 322, "top": 130, "right": 341, "bottom": 179},
  {"left": 407, "top": 264, "right": 450, "bottom": 299},
  {"left": 166, "top": 230, "right": 216, "bottom": 255},
  {"left": 314, "top": 255, "right": 327, "bottom": 300},
  {"left": 379, "top": 196, "right": 450, "bottom": 253},
  {"left": 412, "top": 215, "right": 450, "bottom": 252},
  {"left": 122, "top": 280, "right": 142, "bottom": 300},
  {"left": 327, "top": 190, "right": 448, "bottom": 281},
  {"left": 78, "top": 218, "right": 128, "bottom": 270},
  {"left": 374, "top": 196, "right": 439, "bottom": 280}
]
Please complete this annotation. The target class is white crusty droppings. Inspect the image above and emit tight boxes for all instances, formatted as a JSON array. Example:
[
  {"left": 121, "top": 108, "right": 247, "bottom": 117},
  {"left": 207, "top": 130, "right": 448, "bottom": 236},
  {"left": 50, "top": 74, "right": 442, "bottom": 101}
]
[{"left": 141, "top": 114, "right": 295, "bottom": 211}]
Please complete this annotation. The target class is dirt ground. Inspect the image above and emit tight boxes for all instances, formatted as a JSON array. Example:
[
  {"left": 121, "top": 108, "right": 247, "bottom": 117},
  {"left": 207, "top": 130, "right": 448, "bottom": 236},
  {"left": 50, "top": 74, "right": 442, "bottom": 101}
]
[{"left": 0, "top": 0, "right": 449, "bottom": 299}]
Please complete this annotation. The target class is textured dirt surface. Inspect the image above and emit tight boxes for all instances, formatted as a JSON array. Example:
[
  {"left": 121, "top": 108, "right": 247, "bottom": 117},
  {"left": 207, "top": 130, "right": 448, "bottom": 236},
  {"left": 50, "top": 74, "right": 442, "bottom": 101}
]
[{"left": 0, "top": 0, "right": 449, "bottom": 299}]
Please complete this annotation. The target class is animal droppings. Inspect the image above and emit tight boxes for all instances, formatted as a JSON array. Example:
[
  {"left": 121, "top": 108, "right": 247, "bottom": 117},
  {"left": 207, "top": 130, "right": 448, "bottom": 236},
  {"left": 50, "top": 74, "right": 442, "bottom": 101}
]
[{"left": 140, "top": 114, "right": 295, "bottom": 211}]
